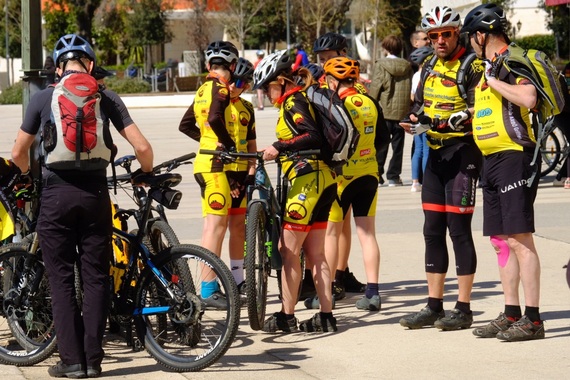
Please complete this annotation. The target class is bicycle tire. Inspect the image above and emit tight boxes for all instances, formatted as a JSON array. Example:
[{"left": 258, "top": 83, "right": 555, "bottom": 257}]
[
  {"left": 134, "top": 244, "right": 239, "bottom": 372},
  {"left": 244, "top": 202, "right": 270, "bottom": 330},
  {"left": 540, "top": 130, "right": 561, "bottom": 177},
  {"left": 0, "top": 244, "right": 58, "bottom": 366}
]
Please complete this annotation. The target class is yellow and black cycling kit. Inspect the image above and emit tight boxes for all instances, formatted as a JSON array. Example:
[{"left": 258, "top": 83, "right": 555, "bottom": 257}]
[
  {"left": 179, "top": 73, "right": 236, "bottom": 174},
  {"left": 472, "top": 64, "right": 535, "bottom": 156},
  {"left": 413, "top": 47, "right": 482, "bottom": 150},
  {"left": 272, "top": 87, "right": 336, "bottom": 228},
  {"left": 225, "top": 97, "right": 256, "bottom": 171}
]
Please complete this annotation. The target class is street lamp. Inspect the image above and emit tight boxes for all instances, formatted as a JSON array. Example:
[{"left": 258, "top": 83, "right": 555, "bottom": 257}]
[{"left": 4, "top": 0, "right": 9, "bottom": 87}]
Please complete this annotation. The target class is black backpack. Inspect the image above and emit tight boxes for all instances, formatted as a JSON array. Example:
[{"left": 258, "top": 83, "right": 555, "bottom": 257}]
[{"left": 305, "top": 85, "right": 360, "bottom": 168}]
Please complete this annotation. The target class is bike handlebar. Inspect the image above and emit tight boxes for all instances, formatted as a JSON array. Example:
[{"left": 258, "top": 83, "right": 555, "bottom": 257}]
[{"left": 199, "top": 149, "right": 321, "bottom": 162}]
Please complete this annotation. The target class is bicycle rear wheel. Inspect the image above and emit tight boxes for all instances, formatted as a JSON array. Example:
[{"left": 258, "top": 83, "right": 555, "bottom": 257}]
[
  {"left": 0, "top": 244, "right": 57, "bottom": 366},
  {"left": 244, "top": 202, "right": 271, "bottom": 330},
  {"left": 541, "top": 129, "right": 562, "bottom": 177},
  {"left": 134, "top": 244, "right": 239, "bottom": 372}
]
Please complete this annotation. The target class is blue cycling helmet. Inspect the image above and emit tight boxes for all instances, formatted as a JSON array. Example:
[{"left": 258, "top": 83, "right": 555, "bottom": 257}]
[
  {"left": 53, "top": 34, "right": 96, "bottom": 66},
  {"left": 306, "top": 63, "right": 325, "bottom": 81}
]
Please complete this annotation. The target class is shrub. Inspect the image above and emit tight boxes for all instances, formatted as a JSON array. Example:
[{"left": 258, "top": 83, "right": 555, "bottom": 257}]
[
  {"left": 104, "top": 77, "right": 151, "bottom": 94},
  {"left": 515, "top": 34, "right": 556, "bottom": 59},
  {"left": 0, "top": 82, "right": 24, "bottom": 104}
]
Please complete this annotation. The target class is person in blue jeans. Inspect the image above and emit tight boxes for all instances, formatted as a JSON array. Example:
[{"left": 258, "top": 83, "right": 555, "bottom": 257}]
[{"left": 409, "top": 46, "right": 433, "bottom": 192}]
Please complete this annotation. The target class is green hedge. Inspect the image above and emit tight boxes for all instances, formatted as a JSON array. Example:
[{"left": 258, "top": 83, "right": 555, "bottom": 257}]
[
  {"left": 104, "top": 77, "right": 151, "bottom": 94},
  {"left": 515, "top": 34, "right": 556, "bottom": 59},
  {"left": 0, "top": 82, "right": 24, "bottom": 104}
]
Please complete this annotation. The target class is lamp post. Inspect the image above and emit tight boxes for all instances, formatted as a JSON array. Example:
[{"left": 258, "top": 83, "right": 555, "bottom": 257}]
[
  {"left": 286, "top": 0, "right": 290, "bottom": 51},
  {"left": 4, "top": 0, "right": 9, "bottom": 87}
]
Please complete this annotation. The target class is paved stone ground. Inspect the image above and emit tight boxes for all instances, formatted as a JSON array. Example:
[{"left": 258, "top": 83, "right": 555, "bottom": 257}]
[{"left": 0, "top": 101, "right": 569, "bottom": 379}]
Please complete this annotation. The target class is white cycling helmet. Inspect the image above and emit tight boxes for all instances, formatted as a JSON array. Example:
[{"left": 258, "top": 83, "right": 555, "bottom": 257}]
[
  {"left": 252, "top": 50, "right": 291, "bottom": 90},
  {"left": 204, "top": 41, "right": 239, "bottom": 66},
  {"left": 421, "top": 6, "right": 461, "bottom": 32}
]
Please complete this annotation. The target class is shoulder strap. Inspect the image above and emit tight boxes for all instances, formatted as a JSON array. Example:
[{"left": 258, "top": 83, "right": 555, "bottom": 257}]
[{"left": 456, "top": 52, "right": 477, "bottom": 101}]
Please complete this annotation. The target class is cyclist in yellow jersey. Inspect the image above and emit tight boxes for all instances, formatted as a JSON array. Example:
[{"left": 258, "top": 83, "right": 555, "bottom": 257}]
[
  {"left": 178, "top": 40, "right": 239, "bottom": 309},
  {"left": 462, "top": 3, "right": 544, "bottom": 341},
  {"left": 310, "top": 32, "right": 382, "bottom": 300},
  {"left": 253, "top": 50, "right": 338, "bottom": 333},
  {"left": 321, "top": 57, "right": 384, "bottom": 312},
  {"left": 399, "top": 6, "right": 483, "bottom": 332},
  {"left": 224, "top": 58, "right": 257, "bottom": 298}
]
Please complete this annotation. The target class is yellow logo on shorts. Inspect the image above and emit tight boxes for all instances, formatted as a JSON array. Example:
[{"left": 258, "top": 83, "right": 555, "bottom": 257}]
[
  {"left": 287, "top": 203, "right": 307, "bottom": 220},
  {"left": 208, "top": 192, "right": 227, "bottom": 210},
  {"left": 292, "top": 113, "right": 304, "bottom": 125}
]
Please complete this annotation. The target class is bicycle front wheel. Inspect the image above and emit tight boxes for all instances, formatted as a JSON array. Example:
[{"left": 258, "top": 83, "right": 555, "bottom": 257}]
[
  {"left": 134, "top": 244, "right": 239, "bottom": 372},
  {"left": 0, "top": 244, "right": 57, "bottom": 366},
  {"left": 244, "top": 202, "right": 271, "bottom": 330}
]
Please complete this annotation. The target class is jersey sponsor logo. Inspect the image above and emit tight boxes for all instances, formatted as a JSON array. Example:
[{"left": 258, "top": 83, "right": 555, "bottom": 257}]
[
  {"left": 360, "top": 148, "right": 371, "bottom": 156},
  {"left": 198, "top": 88, "right": 204, "bottom": 97},
  {"left": 292, "top": 113, "right": 304, "bottom": 124},
  {"left": 218, "top": 88, "right": 228, "bottom": 96},
  {"left": 284, "top": 98, "right": 294, "bottom": 111},
  {"left": 208, "top": 193, "right": 227, "bottom": 210},
  {"left": 476, "top": 108, "right": 492, "bottom": 118},
  {"left": 287, "top": 203, "right": 307, "bottom": 220},
  {"left": 364, "top": 126, "right": 374, "bottom": 134},
  {"left": 441, "top": 78, "right": 455, "bottom": 87},
  {"left": 351, "top": 96, "right": 363, "bottom": 107},
  {"left": 476, "top": 132, "right": 499, "bottom": 140},
  {"left": 436, "top": 102, "right": 454, "bottom": 111},
  {"left": 457, "top": 206, "right": 475, "bottom": 213},
  {"left": 298, "top": 194, "right": 306, "bottom": 201},
  {"left": 239, "top": 111, "right": 250, "bottom": 126}
]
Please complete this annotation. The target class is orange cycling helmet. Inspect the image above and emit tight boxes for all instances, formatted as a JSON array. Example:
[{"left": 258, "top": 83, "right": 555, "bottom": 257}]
[{"left": 323, "top": 57, "right": 359, "bottom": 81}]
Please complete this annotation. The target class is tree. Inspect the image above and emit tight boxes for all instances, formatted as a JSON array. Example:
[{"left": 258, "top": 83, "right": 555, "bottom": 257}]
[
  {"left": 126, "top": 0, "right": 173, "bottom": 72},
  {"left": 244, "top": 0, "right": 287, "bottom": 52},
  {"left": 291, "top": 0, "right": 353, "bottom": 53},
  {"left": 541, "top": 0, "right": 570, "bottom": 60},
  {"left": 93, "top": 1, "right": 129, "bottom": 66},
  {"left": 220, "top": 0, "right": 264, "bottom": 55},
  {"left": 0, "top": 0, "right": 22, "bottom": 58}
]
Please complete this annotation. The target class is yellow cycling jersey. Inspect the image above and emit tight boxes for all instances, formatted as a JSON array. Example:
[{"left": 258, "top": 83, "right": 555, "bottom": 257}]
[
  {"left": 192, "top": 75, "right": 234, "bottom": 174},
  {"left": 225, "top": 97, "right": 256, "bottom": 171},
  {"left": 273, "top": 88, "right": 329, "bottom": 179},
  {"left": 417, "top": 49, "right": 482, "bottom": 150},
  {"left": 341, "top": 89, "right": 379, "bottom": 176},
  {"left": 472, "top": 74, "right": 535, "bottom": 156}
]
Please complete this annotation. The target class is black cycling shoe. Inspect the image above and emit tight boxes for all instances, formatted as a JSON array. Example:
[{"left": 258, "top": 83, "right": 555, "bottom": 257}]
[
  {"left": 86, "top": 365, "right": 102, "bottom": 378},
  {"left": 48, "top": 362, "right": 87, "bottom": 379},
  {"left": 200, "top": 291, "right": 228, "bottom": 310},
  {"left": 344, "top": 269, "right": 366, "bottom": 293}
]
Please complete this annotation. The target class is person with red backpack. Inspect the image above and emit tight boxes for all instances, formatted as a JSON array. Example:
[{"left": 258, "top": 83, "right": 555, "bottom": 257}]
[{"left": 11, "top": 34, "right": 154, "bottom": 378}]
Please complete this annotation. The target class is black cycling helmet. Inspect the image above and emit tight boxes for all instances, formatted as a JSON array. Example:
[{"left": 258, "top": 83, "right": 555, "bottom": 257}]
[
  {"left": 461, "top": 3, "right": 508, "bottom": 35},
  {"left": 92, "top": 66, "right": 114, "bottom": 80},
  {"left": 313, "top": 32, "right": 347, "bottom": 53},
  {"left": 306, "top": 63, "right": 325, "bottom": 81},
  {"left": 53, "top": 34, "right": 96, "bottom": 66},
  {"left": 409, "top": 46, "right": 434, "bottom": 65},
  {"left": 205, "top": 40, "right": 239, "bottom": 66},
  {"left": 252, "top": 50, "right": 291, "bottom": 90},
  {"left": 233, "top": 57, "right": 254, "bottom": 82}
]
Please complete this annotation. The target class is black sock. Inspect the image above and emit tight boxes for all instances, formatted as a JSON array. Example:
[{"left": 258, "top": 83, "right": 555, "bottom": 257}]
[
  {"left": 524, "top": 306, "right": 541, "bottom": 323},
  {"left": 427, "top": 297, "right": 444, "bottom": 312},
  {"left": 320, "top": 312, "right": 333, "bottom": 320},
  {"left": 454, "top": 301, "right": 471, "bottom": 314},
  {"left": 335, "top": 269, "right": 346, "bottom": 283},
  {"left": 284, "top": 313, "right": 295, "bottom": 320},
  {"left": 504, "top": 305, "right": 522, "bottom": 320},
  {"left": 365, "top": 283, "right": 379, "bottom": 299}
]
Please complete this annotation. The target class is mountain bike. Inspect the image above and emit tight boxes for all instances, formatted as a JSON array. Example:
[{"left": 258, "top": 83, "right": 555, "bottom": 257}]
[
  {"left": 200, "top": 149, "right": 319, "bottom": 331},
  {"left": 540, "top": 126, "right": 569, "bottom": 177},
  {"left": 0, "top": 156, "right": 240, "bottom": 372}
]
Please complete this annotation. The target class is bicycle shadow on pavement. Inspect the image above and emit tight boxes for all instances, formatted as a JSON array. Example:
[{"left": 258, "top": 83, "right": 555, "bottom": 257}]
[{"left": 208, "top": 347, "right": 309, "bottom": 371}]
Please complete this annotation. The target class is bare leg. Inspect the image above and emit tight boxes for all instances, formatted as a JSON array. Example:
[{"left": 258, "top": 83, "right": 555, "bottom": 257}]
[
  {"left": 279, "top": 228, "right": 307, "bottom": 314},
  {"left": 354, "top": 216, "right": 380, "bottom": 284},
  {"left": 509, "top": 233, "right": 540, "bottom": 307}
]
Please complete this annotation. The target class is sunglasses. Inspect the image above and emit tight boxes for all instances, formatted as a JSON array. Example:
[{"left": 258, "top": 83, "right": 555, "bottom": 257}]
[
  {"left": 233, "top": 78, "right": 249, "bottom": 89},
  {"left": 428, "top": 29, "right": 455, "bottom": 41}
]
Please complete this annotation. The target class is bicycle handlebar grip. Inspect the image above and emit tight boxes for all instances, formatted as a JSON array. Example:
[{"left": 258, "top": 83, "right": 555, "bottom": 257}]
[
  {"left": 295, "top": 149, "right": 321, "bottom": 156},
  {"left": 199, "top": 149, "right": 221, "bottom": 156},
  {"left": 154, "top": 152, "right": 197, "bottom": 172}
]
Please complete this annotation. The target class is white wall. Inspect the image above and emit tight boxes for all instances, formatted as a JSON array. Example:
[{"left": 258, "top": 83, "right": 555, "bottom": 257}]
[{"left": 0, "top": 57, "right": 23, "bottom": 92}]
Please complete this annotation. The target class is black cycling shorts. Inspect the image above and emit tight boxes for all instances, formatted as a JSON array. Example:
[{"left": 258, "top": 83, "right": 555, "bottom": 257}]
[{"left": 481, "top": 150, "right": 539, "bottom": 236}]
